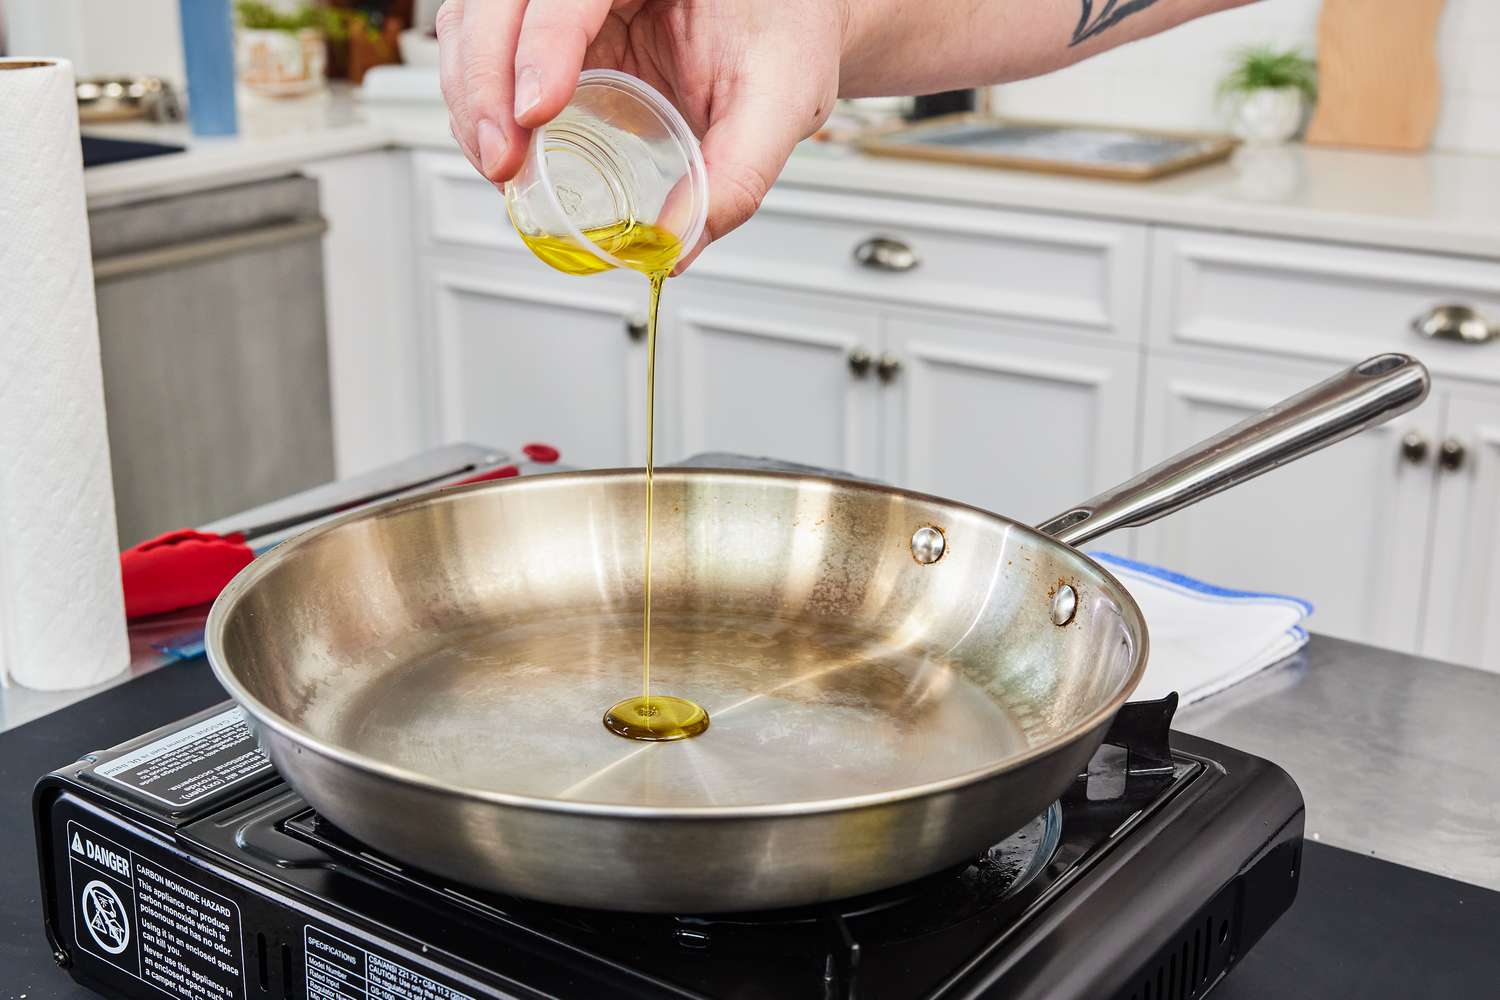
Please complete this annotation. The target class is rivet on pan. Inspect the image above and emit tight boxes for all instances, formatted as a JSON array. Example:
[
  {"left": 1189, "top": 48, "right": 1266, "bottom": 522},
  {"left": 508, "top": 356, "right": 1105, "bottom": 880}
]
[
  {"left": 910, "top": 526, "right": 946, "bottom": 564},
  {"left": 1050, "top": 584, "right": 1078, "bottom": 626}
]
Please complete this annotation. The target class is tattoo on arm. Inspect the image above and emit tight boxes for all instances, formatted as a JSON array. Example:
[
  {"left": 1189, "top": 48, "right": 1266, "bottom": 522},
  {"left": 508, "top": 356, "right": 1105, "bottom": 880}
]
[{"left": 1070, "top": 0, "right": 1162, "bottom": 46}]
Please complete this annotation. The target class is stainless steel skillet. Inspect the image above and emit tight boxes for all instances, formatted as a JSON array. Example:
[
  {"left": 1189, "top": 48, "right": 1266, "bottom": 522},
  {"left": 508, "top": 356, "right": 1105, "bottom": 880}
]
[{"left": 207, "top": 354, "right": 1426, "bottom": 911}]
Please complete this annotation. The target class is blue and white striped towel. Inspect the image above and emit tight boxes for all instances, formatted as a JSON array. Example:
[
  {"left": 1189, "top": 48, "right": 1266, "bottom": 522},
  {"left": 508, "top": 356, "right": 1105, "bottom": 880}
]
[{"left": 1090, "top": 552, "right": 1312, "bottom": 706}]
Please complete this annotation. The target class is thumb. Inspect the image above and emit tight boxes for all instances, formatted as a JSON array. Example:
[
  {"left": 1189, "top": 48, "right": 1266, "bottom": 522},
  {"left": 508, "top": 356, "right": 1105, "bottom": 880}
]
[
  {"left": 513, "top": 0, "right": 615, "bottom": 127},
  {"left": 678, "top": 93, "right": 805, "bottom": 269}
]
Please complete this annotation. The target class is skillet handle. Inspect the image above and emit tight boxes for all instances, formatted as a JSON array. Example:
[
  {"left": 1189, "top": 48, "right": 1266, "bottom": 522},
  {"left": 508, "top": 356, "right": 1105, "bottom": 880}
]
[{"left": 1035, "top": 353, "right": 1430, "bottom": 548}]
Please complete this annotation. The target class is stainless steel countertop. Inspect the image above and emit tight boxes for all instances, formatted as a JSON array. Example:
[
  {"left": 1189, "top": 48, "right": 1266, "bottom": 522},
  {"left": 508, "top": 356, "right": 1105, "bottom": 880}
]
[{"left": 1179, "top": 636, "right": 1500, "bottom": 892}]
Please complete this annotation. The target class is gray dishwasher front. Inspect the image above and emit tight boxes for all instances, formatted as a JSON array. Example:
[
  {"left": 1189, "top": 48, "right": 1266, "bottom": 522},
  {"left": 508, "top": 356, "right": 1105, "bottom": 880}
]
[{"left": 90, "top": 174, "right": 336, "bottom": 547}]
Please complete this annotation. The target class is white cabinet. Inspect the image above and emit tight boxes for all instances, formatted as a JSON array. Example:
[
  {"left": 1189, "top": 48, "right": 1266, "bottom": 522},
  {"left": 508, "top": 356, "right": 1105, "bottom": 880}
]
[
  {"left": 1132, "top": 355, "right": 1435, "bottom": 652},
  {"left": 671, "top": 279, "right": 882, "bottom": 474},
  {"left": 423, "top": 257, "right": 656, "bottom": 468},
  {"left": 700, "top": 187, "right": 1147, "bottom": 339},
  {"left": 669, "top": 282, "right": 1143, "bottom": 521},
  {"left": 1143, "top": 226, "right": 1500, "bottom": 662},
  {"left": 1421, "top": 392, "right": 1500, "bottom": 672},
  {"left": 1149, "top": 227, "right": 1500, "bottom": 383},
  {"left": 302, "top": 151, "right": 426, "bottom": 477},
  {"left": 882, "top": 311, "right": 1141, "bottom": 524}
]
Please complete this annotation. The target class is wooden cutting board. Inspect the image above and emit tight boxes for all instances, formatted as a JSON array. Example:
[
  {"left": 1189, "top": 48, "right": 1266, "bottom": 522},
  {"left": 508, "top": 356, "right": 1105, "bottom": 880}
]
[{"left": 1306, "top": 0, "right": 1446, "bottom": 151}]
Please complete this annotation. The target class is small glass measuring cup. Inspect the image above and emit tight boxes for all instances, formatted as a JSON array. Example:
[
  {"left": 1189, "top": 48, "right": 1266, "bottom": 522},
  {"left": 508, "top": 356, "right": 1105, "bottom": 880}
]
[{"left": 504, "top": 70, "right": 708, "bottom": 276}]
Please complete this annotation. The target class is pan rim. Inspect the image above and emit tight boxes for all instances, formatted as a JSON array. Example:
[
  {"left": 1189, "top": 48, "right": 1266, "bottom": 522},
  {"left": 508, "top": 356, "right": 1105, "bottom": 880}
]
[{"left": 205, "top": 466, "right": 1149, "bottom": 820}]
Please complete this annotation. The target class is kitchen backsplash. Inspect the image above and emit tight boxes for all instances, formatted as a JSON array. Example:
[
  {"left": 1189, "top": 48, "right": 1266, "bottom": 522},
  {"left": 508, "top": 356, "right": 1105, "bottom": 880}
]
[{"left": 990, "top": 0, "right": 1500, "bottom": 155}]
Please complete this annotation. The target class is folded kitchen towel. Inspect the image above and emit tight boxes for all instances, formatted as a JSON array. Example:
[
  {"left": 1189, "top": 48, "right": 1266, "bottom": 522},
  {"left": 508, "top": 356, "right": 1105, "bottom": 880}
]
[{"left": 1090, "top": 552, "right": 1311, "bottom": 706}]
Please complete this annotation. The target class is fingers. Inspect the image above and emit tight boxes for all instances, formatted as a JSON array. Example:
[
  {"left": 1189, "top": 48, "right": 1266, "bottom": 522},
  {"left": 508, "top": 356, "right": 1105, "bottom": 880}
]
[
  {"left": 460, "top": 0, "right": 531, "bottom": 182},
  {"left": 435, "top": 0, "right": 481, "bottom": 170},
  {"left": 679, "top": 91, "right": 804, "bottom": 270},
  {"left": 512, "top": 0, "right": 613, "bottom": 127}
]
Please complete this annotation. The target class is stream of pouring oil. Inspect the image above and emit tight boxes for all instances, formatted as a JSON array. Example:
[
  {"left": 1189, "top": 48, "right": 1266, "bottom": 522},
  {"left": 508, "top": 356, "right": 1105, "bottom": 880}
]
[{"left": 518, "top": 220, "right": 710, "bottom": 742}]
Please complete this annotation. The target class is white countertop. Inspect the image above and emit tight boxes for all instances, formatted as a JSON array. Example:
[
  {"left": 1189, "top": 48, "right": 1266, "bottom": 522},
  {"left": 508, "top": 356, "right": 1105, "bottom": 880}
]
[
  {"left": 83, "top": 89, "right": 397, "bottom": 209},
  {"left": 84, "top": 87, "right": 1500, "bottom": 259}
]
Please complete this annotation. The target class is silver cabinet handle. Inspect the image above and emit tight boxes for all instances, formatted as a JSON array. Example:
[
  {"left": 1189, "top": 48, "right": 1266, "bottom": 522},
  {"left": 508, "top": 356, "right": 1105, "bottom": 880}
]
[
  {"left": 1439, "top": 437, "right": 1467, "bottom": 472},
  {"left": 1400, "top": 431, "right": 1430, "bottom": 464},
  {"left": 847, "top": 347, "right": 872, "bottom": 377},
  {"left": 1411, "top": 304, "right": 1496, "bottom": 344},
  {"left": 876, "top": 353, "right": 903, "bottom": 383},
  {"left": 853, "top": 236, "right": 920, "bottom": 273},
  {"left": 626, "top": 317, "right": 647, "bottom": 342},
  {"left": 1037, "top": 353, "right": 1430, "bottom": 547}
]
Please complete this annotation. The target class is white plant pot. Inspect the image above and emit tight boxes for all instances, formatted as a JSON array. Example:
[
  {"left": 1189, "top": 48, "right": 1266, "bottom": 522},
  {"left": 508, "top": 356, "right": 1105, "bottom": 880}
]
[
  {"left": 237, "top": 27, "right": 327, "bottom": 98},
  {"left": 1231, "top": 86, "right": 1305, "bottom": 145}
]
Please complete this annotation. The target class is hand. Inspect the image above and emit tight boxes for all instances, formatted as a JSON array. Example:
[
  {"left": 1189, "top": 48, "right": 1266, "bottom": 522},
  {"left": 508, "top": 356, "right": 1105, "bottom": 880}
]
[{"left": 437, "top": 0, "right": 846, "bottom": 267}]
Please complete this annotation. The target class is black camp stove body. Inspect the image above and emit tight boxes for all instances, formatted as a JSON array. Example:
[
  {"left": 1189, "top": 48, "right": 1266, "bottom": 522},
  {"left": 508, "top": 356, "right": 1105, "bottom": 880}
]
[{"left": 34, "top": 696, "right": 1303, "bottom": 1000}]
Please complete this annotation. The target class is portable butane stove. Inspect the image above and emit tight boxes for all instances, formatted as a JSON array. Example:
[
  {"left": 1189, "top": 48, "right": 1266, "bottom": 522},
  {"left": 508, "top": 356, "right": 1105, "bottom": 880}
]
[{"left": 35, "top": 694, "right": 1302, "bottom": 1000}]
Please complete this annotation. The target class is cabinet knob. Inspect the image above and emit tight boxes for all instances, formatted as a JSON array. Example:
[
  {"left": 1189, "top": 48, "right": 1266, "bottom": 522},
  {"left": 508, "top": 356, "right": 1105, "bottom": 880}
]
[
  {"left": 853, "top": 236, "right": 920, "bottom": 273},
  {"left": 1411, "top": 304, "right": 1496, "bottom": 345},
  {"left": 1400, "top": 431, "right": 1429, "bottom": 465},
  {"left": 1438, "top": 437, "right": 1467, "bottom": 472},
  {"left": 626, "top": 317, "right": 647, "bottom": 342},
  {"left": 876, "top": 353, "right": 903, "bottom": 383},
  {"left": 847, "top": 347, "right": 873, "bottom": 377}
]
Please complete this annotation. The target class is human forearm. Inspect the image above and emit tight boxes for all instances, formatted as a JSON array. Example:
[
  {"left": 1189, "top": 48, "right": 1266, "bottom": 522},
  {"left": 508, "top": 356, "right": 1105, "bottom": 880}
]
[{"left": 839, "top": 0, "right": 1258, "bottom": 97}]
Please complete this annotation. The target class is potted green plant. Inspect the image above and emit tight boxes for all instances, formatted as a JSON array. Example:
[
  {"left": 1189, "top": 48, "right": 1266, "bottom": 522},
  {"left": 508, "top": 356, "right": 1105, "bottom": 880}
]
[
  {"left": 235, "top": 1, "right": 328, "bottom": 97},
  {"left": 1218, "top": 46, "right": 1317, "bottom": 144}
]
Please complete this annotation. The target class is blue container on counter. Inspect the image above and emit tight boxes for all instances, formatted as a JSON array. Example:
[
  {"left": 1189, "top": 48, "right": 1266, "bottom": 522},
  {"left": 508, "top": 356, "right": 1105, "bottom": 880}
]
[{"left": 178, "top": 0, "right": 238, "bottom": 135}]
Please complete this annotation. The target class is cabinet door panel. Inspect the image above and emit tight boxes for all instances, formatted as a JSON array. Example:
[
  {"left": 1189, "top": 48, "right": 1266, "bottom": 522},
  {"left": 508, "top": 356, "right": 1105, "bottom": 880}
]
[
  {"left": 1421, "top": 394, "right": 1500, "bottom": 672},
  {"left": 1149, "top": 227, "right": 1500, "bottom": 383},
  {"left": 702, "top": 187, "right": 1146, "bottom": 339},
  {"left": 1132, "top": 357, "right": 1435, "bottom": 650},
  {"left": 427, "top": 263, "right": 648, "bottom": 468},
  {"left": 883, "top": 314, "right": 1141, "bottom": 527},
  {"left": 673, "top": 281, "right": 881, "bottom": 475}
]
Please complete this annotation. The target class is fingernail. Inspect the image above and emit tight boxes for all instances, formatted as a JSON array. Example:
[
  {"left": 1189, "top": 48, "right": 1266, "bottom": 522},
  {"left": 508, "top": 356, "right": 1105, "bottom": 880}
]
[
  {"left": 514, "top": 66, "right": 541, "bottom": 120},
  {"left": 476, "top": 119, "right": 507, "bottom": 176}
]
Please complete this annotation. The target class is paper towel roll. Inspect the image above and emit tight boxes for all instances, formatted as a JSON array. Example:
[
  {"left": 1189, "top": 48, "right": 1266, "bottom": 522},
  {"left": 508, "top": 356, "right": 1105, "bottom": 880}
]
[{"left": 0, "top": 58, "right": 131, "bottom": 690}]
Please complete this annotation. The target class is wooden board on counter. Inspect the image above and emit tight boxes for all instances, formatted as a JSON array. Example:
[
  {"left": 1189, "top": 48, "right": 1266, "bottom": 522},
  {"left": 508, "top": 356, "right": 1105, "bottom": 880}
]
[{"left": 1306, "top": 0, "right": 1446, "bottom": 152}]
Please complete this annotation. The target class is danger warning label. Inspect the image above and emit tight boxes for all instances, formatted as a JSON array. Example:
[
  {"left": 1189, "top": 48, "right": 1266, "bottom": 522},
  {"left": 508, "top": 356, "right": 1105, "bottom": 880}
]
[
  {"left": 68, "top": 819, "right": 246, "bottom": 1000},
  {"left": 92, "top": 707, "right": 272, "bottom": 808}
]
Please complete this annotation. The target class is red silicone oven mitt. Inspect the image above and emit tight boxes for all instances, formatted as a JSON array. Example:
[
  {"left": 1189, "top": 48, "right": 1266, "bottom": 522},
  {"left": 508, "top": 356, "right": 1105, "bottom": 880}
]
[{"left": 120, "top": 529, "right": 255, "bottom": 620}]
